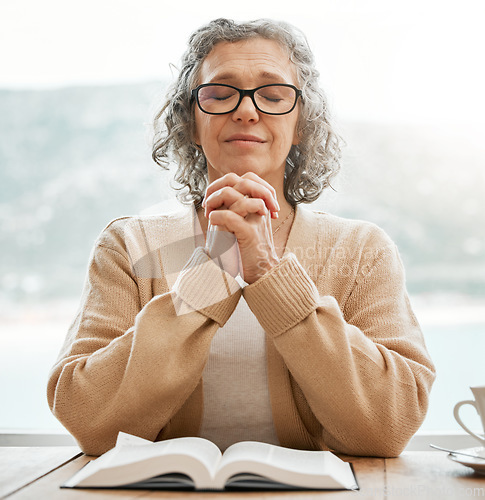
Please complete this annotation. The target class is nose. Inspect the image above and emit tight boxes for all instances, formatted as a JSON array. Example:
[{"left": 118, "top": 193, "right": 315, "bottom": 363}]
[{"left": 232, "top": 95, "right": 260, "bottom": 123}]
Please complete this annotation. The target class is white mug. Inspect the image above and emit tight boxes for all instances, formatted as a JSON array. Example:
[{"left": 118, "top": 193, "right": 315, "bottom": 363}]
[{"left": 454, "top": 386, "right": 485, "bottom": 447}]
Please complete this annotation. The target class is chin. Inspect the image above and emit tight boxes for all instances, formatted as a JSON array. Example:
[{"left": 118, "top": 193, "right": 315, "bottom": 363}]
[{"left": 208, "top": 157, "right": 283, "bottom": 183}]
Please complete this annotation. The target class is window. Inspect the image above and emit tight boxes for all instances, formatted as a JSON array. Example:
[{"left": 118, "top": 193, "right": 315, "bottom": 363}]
[{"left": 1, "top": 1, "right": 484, "bottom": 440}]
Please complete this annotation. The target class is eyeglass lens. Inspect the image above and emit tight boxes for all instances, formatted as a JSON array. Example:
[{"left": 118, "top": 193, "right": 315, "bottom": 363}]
[{"left": 197, "top": 85, "right": 297, "bottom": 115}]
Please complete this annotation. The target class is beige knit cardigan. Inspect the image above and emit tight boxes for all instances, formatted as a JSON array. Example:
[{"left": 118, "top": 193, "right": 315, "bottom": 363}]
[{"left": 47, "top": 204, "right": 435, "bottom": 457}]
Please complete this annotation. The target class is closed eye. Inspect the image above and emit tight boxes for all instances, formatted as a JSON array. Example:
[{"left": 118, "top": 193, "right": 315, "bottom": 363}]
[
  {"left": 261, "top": 96, "right": 283, "bottom": 103},
  {"left": 213, "top": 94, "right": 233, "bottom": 101}
]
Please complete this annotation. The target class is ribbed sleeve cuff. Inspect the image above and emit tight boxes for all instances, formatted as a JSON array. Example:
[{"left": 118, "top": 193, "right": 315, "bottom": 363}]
[
  {"left": 172, "top": 247, "right": 242, "bottom": 326},
  {"left": 243, "top": 252, "right": 319, "bottom": 337}
]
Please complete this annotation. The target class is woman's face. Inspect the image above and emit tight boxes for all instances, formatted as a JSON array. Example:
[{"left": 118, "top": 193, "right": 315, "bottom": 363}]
[{"left": 194, "top": 38, "right": 300, "bottom": 186}]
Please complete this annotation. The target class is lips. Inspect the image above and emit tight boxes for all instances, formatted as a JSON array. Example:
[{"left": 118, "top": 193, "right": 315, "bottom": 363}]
[{"left": 225, "top": 134, "right": 266, "bottom": 143}]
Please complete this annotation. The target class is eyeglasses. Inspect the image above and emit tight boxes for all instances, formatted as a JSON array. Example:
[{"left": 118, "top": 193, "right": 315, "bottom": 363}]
[{"left": 191, "top": 83, "right": 302, "bottom": 116}]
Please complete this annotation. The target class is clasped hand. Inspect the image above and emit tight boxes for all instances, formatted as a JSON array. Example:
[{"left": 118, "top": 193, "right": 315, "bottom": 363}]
[{"left": 203, "top": 172, "right": 280, "bottom": 285}]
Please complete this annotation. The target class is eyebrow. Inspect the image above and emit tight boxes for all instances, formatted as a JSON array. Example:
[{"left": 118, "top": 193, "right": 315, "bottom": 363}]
[{"left": 209, "top": 71, "right": 288, "bottom": 84}]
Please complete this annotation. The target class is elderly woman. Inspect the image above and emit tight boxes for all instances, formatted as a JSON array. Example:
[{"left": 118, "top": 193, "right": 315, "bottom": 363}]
[{"left": 47, "top": 18, "right": 435, "bottom": 457}]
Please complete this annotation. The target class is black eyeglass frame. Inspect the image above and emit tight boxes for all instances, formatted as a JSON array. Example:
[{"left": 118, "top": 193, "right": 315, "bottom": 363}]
[{"left": 191, "top": 83, "right": 302, "bottom": 116}]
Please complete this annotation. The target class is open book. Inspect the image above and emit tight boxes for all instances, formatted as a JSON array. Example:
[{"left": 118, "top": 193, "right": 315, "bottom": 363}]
[{"left": 63, "top": 432, "right": 358, "bottom": 491}]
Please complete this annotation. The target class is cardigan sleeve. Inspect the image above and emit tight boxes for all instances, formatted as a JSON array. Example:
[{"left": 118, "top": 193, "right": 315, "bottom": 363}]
[
  {"left": 243, "top": 231, "right": 436, "bottom": 457},
  {"left": 47, "top": 224, "right": 241, "bottom": 456}
]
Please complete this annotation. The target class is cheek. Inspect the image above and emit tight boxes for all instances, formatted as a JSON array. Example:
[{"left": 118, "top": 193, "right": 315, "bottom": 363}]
[
  {"left": 270, "top": 116, "right": 299, "bottom": 149},
  {"left": 277, "top": 122, "right": 300, "bottom": 151},
  {"left": 194, "top": 114, "right": 221, "bottom": 147}
]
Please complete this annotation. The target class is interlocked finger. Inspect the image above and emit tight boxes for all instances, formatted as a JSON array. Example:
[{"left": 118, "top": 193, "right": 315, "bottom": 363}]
[
  {"left": 204, "top": 185, "right": 270, "bottom": 218},
  {"left": 203, "top": 173, "right": 280, "bottom": 218},
  {"left": 228, "top": 195, "right": 268, "bottom": 218}
]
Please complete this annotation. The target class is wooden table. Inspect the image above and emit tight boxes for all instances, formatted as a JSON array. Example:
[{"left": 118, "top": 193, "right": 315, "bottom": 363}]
[{"left": 1, "top": 448, "right": 484, "bottom": 499}]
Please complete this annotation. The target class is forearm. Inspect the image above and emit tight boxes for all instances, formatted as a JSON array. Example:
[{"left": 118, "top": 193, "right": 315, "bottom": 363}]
[
  {"left": 271, "top": 297, "right": 434, "bottom": 456},
  {"left": 244, "top": 252, "right": 435, "bottom": 457},
  {"left": 48, "top": 243, "right": 241, "bottom": 456},
  {"left": 48, "top": 292, "right": 218, "bottom": 455}
]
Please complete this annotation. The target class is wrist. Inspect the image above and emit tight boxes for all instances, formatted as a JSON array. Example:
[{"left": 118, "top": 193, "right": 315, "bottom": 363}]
[{"left": 247, "top": 255, "right": 280, "bottom": 284}]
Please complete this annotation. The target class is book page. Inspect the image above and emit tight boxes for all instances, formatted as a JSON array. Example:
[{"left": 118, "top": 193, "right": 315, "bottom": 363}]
[
  {"left": 215, "top": 441, "right": 357, "bottom": 490},
  {"left": 221, "top": 441, "right": 329, "bottom": 475},
  {"left": 62, "top": 446, "right": 119, "bottom": 488},
  {"left": 65, "top": 436, "right": 223, "bottom": 489},
  {"left": 108, "top": 437, "right": 221, "bottom": 471},
  {"left": 115, "top": 431, "right": 152, "bottom": 447}
]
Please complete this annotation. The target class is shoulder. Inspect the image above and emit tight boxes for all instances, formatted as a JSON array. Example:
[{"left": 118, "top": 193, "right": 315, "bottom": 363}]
[
  {"left": 299, "top": 206, "right": 396, "bottom": 251},
  {"left": 94, "top": 205, "right": 194, "bottom": 255},
  {"left": 302, "top": 209, "right": 405, "bottom": 285}
]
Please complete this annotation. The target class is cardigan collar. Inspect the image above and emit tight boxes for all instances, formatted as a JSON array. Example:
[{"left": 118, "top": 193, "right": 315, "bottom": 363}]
[{"left": 285, "top": 204, "right": 326, "bottom": 285}]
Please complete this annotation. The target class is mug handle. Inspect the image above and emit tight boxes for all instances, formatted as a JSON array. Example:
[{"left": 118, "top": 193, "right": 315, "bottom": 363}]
[{"left": 453, "top": 400, "right": 485, "bottom": 445}]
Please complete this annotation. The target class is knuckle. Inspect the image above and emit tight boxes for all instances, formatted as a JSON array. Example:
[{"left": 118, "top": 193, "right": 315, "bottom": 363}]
[
  {"left": 256, "top": 198, "right": 266, "bottom": 211},
  {"left": 239, "top": 178, "right": 253, "bottom": 191},
  {"left": 225, "top": 173, "right": 239, "bottom": 183},
  {"left": 242, "top": 171, "right": 257, "bottom": 180}
]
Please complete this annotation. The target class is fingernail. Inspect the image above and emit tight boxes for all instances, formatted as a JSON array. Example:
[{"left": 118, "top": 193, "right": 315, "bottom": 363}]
[{"left": 272, "top": 211, "right": 279, "bottom": 219}]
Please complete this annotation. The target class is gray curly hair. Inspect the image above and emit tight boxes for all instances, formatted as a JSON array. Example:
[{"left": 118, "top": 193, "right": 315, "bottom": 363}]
[{"left": 152, "top": 18, "right": 343, "bottom": 207}]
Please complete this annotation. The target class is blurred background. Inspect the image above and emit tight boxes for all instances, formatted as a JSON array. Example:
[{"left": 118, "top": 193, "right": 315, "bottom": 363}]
[{"left": 0, "top": 0, "right": 484, "bottom": 434}]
